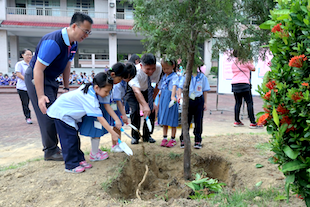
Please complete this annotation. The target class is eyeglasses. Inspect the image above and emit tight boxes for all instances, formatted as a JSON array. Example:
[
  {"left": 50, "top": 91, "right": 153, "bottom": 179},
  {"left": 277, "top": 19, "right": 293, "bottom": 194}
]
[
  {"left": 24, "top": 54, "right": 33, "bottom": 57},
  {"left": 77, "top": 25, "right": 92, "bottom": 35}
]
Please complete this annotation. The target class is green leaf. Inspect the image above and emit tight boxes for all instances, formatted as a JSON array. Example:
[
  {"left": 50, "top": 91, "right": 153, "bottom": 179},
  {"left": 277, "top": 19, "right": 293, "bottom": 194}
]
[
  {"left": 274, "top": 195, "right": 287, "bottom": 201},
  {"left": 277, "top": 14, "right": 290, "bottom": 20},
  {"left": 283, "top": 145, "right": 299, "bottom": 159},
  {"left": 282, "top": 160, "right": 307, "bottom": 173},
  {"left": 256, "top": 164, "right": 264, "bottom": 168},
  {"left": 273, "top": 9, "right": 290, "bottom": 15},
  {"left": 304, "top": 18, "right": 309, "bottom": 25},
  {"left": 259, "top": 22, "right": 272, "bottom": 30},
  {"left": 273, "top": 106, "right": 280, "bottom": 127},
  {"left": 255, "top": 181, "right": 263, "bottom": 187}
]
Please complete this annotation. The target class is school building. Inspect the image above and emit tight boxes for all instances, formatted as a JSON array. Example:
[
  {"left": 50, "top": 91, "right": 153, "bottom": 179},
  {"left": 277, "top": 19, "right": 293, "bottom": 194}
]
[{"left": 0, "top": 0, "right": 213, "bottom": 75}]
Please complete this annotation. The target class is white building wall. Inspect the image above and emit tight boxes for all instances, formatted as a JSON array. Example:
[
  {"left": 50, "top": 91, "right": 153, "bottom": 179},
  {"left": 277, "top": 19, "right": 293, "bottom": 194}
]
[
  {"left": 204, "top": 40, "right": 212, "bottom": 76},
  {"left": 109, "top": 33, "right": 117, "bottom": 66},
  {"left": 0, "top": 0, "right": 7, "bottom": 20},
  {"left": 10, "top": 36, "right": 19, "bottom": 69},
  {"left": 0, "top": 31, "right": 9, "bottom": 74}
]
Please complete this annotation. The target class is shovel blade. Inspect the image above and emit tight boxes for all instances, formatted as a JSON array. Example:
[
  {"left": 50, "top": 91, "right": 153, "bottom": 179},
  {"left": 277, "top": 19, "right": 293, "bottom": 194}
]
[{"left": 118, "top": 140, "right": 133, "bottom": 156}]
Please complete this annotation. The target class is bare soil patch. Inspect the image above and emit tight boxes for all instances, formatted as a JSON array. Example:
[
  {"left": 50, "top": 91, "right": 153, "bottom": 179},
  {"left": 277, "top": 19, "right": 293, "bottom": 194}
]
[{"left": 0, "top": 133, "right": 306, "bottom": 207}]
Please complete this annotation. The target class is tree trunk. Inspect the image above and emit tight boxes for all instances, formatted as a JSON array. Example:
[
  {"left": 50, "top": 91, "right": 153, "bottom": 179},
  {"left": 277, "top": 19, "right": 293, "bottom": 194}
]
[{"left": 182, "top": 30, "right": 198, "bottom": 180}]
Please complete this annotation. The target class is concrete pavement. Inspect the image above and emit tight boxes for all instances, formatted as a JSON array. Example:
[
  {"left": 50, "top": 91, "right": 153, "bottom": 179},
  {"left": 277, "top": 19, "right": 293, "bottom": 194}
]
[{"left": 0, "top": 91, "right": 266, "bottom": 166}]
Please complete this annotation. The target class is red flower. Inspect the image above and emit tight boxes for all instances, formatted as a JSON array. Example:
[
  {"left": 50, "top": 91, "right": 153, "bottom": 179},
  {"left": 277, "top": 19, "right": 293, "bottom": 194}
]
[
  {"left": 258, "top": 113, "right": 269, "bottom": 125},
  {"left": 276, "top": 104, "right": 289, "bottom": 115},
  {"left": 263, "top": 90, "right": 278, "bottom": 100},
  {"left": 263, "top": 107, "right": 270, "bottom": 113},
  {"left": 289, "top": 55, "right": 308, "bottom": 68},
  {"left": 264, "top": 91, "right": 271, "bottom": 100},
  {"left": 266, "top": 80, "right": 276, "bottom": 90},
  {"left": 291, "top": 92, "right": 303, "bottom": 102},
  {"left": 271, "top": 23, "right": 282, "bottom": 33},
  {"left": 302, "top": 82, "right": 309, "bottom": 87},
  {"left": 280, "top": 116, "right": 296, "bottom": 133}
]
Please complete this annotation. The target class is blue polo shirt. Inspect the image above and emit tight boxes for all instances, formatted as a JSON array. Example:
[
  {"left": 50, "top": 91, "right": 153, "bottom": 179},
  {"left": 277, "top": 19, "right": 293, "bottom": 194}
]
[
  {"left": 179, "top": 73, "right": 210, "bottom": 97},
  {"left": 29, "top": 28, "right": 77, "bottom": 80}
]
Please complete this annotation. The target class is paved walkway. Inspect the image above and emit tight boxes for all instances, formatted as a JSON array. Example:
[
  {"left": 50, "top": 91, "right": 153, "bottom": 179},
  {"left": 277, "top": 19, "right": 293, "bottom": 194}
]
[{"left": 0, "top": 92, "right": 266, "bottom": 166}]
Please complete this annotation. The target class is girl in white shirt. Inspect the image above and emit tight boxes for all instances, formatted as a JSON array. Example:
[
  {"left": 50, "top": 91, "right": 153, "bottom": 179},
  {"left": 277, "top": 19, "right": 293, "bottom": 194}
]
[{"left": 47, "top": 72, "right": 119, "bottom": 173}]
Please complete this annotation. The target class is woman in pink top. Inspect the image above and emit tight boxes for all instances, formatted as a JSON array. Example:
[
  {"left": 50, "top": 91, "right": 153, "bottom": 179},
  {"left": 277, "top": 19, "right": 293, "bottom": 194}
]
[{"left": 231, "top": 50, "right": 258, "bottom": 128}]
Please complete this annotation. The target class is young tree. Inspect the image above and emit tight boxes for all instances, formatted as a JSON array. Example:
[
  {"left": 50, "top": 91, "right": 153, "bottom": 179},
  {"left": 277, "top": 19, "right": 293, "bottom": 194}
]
[{"left": 132, "top": 0, "right": 235, "bottom": 180}]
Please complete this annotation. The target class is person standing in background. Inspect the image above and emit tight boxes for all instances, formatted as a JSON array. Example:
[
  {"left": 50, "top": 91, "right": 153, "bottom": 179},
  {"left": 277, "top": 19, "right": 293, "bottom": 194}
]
[
  {"left": 231, "top": 50, "right": 259, "bottom": 128},
  {"left": 24, "top": 12, "right": 93, "bottom": 161},
  {"left": 15, "top": 49, "right": 33, "bottom": 124}
]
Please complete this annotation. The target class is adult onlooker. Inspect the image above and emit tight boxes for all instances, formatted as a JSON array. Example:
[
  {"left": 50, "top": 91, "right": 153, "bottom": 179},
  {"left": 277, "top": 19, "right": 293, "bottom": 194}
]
[
  {"left": 24, "top": 12, "right": 93, "bottom": 161},
  {"left": 15, "top": 49, "right": 33, "bottom": 124},
  {"left": 125, "top": 53, "right": 162, "bottom": 144},
  {"left": 231, "top": 50, "right": 259, "bottom": 128}
]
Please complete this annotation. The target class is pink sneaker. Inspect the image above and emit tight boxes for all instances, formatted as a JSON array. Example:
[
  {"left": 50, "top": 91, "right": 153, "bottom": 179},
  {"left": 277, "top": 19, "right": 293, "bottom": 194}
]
[
  {"left": 234, "top": 121, "right": 244, "bottom": 127},
  {"left": 89, "top": 149, "right": 109, "bottom": 161},
  {"left": 79, "top": 161, "right": 92, "bottom": 169},
  {"left": 166, "top": 139, "right": 177, "bottom": 148},
  {"left": 161, "top": 139, "right": 168, "bottom": 147},
  {"left": 65, "top": 166, "right": 85, "bottom": 173}
]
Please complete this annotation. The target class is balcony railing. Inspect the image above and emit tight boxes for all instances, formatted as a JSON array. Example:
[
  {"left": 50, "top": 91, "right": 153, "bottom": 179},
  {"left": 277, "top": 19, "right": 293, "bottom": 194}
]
[{"left": 7, "top": 7, "right": 108, "bottom": 19}]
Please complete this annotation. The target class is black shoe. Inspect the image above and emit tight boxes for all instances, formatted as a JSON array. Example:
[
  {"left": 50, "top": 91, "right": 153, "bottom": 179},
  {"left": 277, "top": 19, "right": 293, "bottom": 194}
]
[
  {"left": 143, "top": 137, "right": 156, "bottom": 143},
  {"left": 44, "top": 151, "right": 64, "bottom": 161},
  {"left": 131, "top": 139, "right": 139, "bottom": 145}
]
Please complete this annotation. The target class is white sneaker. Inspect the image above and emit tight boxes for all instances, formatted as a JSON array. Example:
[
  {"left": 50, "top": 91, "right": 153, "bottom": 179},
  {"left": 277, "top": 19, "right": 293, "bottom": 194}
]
[{"left": 111, "top": 144, "right": 124, "bottom": 153}]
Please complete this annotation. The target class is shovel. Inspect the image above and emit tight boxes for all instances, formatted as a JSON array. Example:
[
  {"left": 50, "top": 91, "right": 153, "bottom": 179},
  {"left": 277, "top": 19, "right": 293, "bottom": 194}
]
[
  {"left": 168, "top": 100, "right": 177, "bottom": 108},
  {"left": 128, "top": 124, "right": 143, "bottom": 139},
  {"left": 118, "top": 138, "right": 133, "bottom": 156},
  {"left": 145, "top": 116, "right": 152, "bottom": 132},
  {"left": 120, "top": 127, "right": 135, "bottom": 141}
]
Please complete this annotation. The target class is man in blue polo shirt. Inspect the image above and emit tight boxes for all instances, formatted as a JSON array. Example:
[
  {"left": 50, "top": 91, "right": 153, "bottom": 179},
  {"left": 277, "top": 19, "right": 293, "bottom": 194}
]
[{"left": 25, "top": 12, "right": 93, "bottom": 161}]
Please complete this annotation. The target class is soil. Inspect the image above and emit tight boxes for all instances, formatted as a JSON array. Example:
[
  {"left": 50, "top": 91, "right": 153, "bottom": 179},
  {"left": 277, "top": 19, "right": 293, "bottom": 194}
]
[{"left": 0, "top": 131, "right": 306, "bottom": 207}]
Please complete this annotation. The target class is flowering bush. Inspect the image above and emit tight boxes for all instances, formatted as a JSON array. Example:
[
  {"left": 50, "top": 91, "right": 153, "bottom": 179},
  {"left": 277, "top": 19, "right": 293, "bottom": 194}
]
[{"left": 258, "top": 1, "right": 310, "bottom": 206}]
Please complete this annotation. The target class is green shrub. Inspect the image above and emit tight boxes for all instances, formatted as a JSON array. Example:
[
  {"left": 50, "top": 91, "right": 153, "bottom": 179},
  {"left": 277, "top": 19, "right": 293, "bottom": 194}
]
[
  {"left": 210, "top": 66, "right": 218, "bottom": 76},
  {"left": 258, "top": 1, "right": 310, "bottom": 206}
]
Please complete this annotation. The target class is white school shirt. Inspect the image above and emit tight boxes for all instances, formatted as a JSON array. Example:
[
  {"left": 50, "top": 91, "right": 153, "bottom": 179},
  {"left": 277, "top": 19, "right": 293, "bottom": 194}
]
[
  {"left": 179, "top": 73, "right": 211, "bottom": 97},
  {"left": 15, "top": 60, "right": 29, "bottom": 91},
  {"left": 47, "top": 85, "right": 103, "bottom": 130},
  {"left": 128, "top": 62, "right": 162, "bottom": 91}
]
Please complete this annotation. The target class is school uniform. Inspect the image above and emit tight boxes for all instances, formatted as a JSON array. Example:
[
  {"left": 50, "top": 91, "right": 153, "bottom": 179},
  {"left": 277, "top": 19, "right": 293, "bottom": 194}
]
[
  {"left": 108, "top": 80, "right": 127, "bottom": 125},
  {"left": 157, "top": 72, "right": 179, "bottom": 127},
  {"left": 15, "top": 60, "right": 31, "bottom": 120},
  {"left": 47, "top": 85, "right": 102, "bottom": 170},
  {"left": 24, "top": 27, "right": 77, "bottom": 158},
  {"left": 78, "top": 94, "right": 110, "bottom": 138},
  {"left": 179, "top": 73, "right": 210, "bottom": 143}
]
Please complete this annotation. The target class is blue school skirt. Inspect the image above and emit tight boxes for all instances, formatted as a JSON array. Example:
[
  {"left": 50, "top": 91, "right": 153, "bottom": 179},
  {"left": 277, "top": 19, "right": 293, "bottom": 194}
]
[
  {"left": 157, "top": 89, "right": 179, "bottom": 127},
  {"left": 78, "top": 104, "right": 109, "bottom": 138}
]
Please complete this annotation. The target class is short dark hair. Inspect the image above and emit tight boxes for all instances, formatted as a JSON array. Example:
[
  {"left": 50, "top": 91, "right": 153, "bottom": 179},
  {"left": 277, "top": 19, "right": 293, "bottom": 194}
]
[
  {"left": 70, "top": 12, "right": 93, "bottom": 25},
  {"left": 141, "top": 53, "right": 156, "bottom": 66},
  {"left": 128, "top": 54, "right": 140, "bottom": 64},
  {"left": 82, "top": 72, "right": 113, "bottom": 94},
  {"left": 125, "top": 62, "right": 137, "bottom": 79}
]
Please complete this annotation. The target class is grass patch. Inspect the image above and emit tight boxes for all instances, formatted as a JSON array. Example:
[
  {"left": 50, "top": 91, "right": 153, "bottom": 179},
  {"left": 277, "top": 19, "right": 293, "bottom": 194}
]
[
  {"left": 0, "top": 157, "right": 43, "bottom": 172},
  {"left": 207, "top": 187, "right": 287, "bottom": 207},
  {"left": 168, "top": 152, "right": 183, "bottom": 159},
  {"left": 255, "top": 142, "right": 271, "bottom": 156}
]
